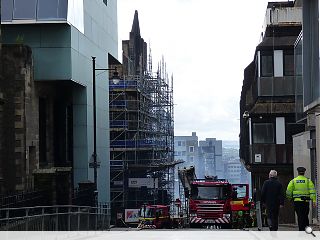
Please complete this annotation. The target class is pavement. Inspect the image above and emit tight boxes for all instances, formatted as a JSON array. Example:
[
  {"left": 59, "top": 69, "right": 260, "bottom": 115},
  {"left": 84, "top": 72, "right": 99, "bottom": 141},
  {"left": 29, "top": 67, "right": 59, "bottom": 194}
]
[
  {"left": 248, "top": 224, "right": 296, "bottom": 231},
  {"left": 110, "top": 223, "right": 320, "bottom": 231},
  {"left": 0, "top": 230, "right": 318, "bottom": 240},
  {"left": 248, "top": 223, "right": 320, "bottom": 231}
]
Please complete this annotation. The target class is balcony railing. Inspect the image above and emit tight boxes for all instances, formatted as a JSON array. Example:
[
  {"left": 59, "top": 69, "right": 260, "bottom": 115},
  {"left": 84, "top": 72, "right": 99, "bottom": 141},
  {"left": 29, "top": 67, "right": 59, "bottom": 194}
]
[{"left": 258, "top": 76, "right": 295, "bottom": 96}]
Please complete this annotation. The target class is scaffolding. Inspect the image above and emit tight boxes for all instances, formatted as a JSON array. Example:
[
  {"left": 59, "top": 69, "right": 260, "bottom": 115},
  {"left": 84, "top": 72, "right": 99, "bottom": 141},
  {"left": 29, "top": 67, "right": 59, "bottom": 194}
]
[{"left": 109, "top": 58, "right": 175, "bottom": 223}]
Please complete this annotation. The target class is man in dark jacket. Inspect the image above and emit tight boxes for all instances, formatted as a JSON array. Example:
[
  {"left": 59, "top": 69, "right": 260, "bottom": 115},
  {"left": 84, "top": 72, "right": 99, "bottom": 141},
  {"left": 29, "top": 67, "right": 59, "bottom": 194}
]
[{"left": 261, "top": 170, "right": 284, "bottom": 231}]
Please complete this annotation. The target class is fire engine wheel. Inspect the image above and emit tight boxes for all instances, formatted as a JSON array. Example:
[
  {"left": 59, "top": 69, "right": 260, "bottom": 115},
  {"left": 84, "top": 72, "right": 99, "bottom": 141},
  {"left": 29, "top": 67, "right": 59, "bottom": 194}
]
[
  {"left": 221, "top": 223, "right": 232, "bottom": 229},
  {"left": 189, "top": 223, "right": 200, "bottom": 228}
]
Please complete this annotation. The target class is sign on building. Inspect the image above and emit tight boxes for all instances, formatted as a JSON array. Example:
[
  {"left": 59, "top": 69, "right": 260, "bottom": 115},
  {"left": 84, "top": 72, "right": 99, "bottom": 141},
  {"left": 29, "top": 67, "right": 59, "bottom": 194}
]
[
  {"left": 255, "top": 154, "right": 262, "bottom": 163},
  {"left": 128, "top": 178, "right": 158, "bottom": 189},
  {"left": 112, "top": 180, "right": 123, "bottom": 186}
]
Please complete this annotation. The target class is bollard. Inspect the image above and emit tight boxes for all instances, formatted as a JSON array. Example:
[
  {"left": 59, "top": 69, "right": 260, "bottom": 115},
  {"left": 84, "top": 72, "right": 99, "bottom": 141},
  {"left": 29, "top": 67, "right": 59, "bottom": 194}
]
[
  {"left": 25, "top": 208, "right": 29, "bottom": 231},
  {"left": 55, "top": 207, "right": 59, "bottom": 231},
  {"left": 87, "top": 208, "right": 90, "bottom": 230},
  {"left": 41, "top": 208, "right": 45, "bottom": 231},
  {"left": 256, "top": 201, "right": 262, "bottom": 231},
  {"left": 95, "top": 208, "right": 98, "bottom": 230},
  {"left": 77, "top": 207, "right": 80, "bottom": 231},
  {"left": 6, "top": 210, "right": 9, "bottom": 230},
  {"left": 68, "top": 207, "right": 71, "bottom": 231}
]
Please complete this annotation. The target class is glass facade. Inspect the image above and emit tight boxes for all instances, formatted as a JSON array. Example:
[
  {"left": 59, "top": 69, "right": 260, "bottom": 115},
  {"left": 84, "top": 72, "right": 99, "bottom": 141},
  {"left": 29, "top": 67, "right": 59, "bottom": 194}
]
[
  {"left": 2, "top": 0, "right": 68, "bottom": 21},
  {"left": 13, "top": 0, "right": 37, "bottom": 20},
  {"left": 302, "top": 0, "right": 319, "bottom": 107},
  {"left": 37, "top": 0, "right": 68, "bottom": 20},
  {"left": 1, "top": 0, "right": 84, "bottom": 33}
]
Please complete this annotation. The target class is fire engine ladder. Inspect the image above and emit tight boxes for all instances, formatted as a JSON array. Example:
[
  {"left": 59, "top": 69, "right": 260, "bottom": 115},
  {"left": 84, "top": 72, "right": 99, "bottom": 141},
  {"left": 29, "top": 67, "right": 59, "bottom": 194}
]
[{"left": 178, "top": 166, "right": 197, "bottom": 193}]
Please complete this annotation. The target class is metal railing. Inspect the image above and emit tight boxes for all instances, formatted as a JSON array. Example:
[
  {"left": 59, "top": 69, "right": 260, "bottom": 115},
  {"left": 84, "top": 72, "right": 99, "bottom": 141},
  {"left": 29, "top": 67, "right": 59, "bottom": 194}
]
[
  {"left": 0, "top": 190, "right": 46, "bottom": 208},
  {"left": 0, "top": 205, "right": 110, "bottom": 231}
]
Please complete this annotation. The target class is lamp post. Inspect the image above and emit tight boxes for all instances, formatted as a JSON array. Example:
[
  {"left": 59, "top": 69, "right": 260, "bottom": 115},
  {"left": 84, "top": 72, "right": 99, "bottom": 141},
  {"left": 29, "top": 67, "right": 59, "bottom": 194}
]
[{"left": 91, "top": 56, "right": 119, "bottom": 203}]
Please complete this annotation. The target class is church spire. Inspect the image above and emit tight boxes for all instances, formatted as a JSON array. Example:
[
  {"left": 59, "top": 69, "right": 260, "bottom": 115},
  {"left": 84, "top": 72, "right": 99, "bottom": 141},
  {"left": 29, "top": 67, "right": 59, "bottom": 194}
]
[{"left": 131, "top": 10, "right": 140, "bottom": 36}]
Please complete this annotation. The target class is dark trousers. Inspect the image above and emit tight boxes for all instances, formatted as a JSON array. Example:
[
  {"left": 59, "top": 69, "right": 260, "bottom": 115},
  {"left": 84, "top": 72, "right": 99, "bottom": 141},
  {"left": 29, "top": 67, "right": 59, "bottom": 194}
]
[
  {"left": 266, "top": 208, "right": 279, "bottom": 231},
  {"left": 294, "top": 201, "right": 309, "bottom": 231}
]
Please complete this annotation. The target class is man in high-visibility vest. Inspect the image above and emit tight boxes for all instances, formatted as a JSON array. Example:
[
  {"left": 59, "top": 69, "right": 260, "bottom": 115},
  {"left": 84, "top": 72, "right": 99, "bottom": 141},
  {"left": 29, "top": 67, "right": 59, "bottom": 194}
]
[{"left": 286, "top": 167, "right": 316, "bottom": 231}]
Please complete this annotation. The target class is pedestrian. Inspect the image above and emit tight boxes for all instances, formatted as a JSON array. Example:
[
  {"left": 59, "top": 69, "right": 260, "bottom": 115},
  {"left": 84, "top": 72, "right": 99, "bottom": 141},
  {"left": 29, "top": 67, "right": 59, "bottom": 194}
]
[
  {"left": 261, "top": 170, "right": 284, "bottom": 231},
  {"left": 286, "top": 167, "right": 316, "bottom": 231}
]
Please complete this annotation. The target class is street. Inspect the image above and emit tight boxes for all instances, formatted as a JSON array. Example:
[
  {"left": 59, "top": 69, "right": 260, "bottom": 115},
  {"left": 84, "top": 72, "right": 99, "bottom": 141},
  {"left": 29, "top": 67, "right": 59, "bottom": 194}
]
[{"left": 0, "top": 229, "right": 317, "bottom": 240}]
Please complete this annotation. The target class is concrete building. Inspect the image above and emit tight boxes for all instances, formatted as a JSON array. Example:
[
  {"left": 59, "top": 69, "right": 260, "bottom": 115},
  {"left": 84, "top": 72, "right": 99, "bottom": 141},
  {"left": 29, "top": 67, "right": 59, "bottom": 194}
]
[
  {"left": 225, "top": 160, "right": 242, "bottom": 184},
  {"left": 239, "top": 1, "right": 302, "bottom": 223},
  {"left": 198, "top": 138, "right": 223, "bottom": 179},
  {"left": 1, "top": 0, "right": 118, "bottom": 204},
  {"left": 175, "top": 132, "right": 199, "bottom": 170}
]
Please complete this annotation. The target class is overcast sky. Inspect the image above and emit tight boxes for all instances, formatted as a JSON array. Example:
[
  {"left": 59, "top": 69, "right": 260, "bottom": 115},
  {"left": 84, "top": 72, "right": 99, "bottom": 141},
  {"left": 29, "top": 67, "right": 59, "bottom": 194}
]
[{"left": 117, "top": 0, "right": 281, "bottom": 141}]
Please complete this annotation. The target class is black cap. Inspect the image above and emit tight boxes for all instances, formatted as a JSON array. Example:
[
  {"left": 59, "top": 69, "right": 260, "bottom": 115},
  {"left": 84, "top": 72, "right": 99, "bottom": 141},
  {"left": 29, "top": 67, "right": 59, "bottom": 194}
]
[{"left": 297, "top": 167, "right": 306, "bottom": 173}]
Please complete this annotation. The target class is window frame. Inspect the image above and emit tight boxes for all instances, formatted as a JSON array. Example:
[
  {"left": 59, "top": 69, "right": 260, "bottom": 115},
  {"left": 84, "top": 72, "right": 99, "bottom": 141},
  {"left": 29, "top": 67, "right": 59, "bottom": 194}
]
[
  {"left": 283, "top": 49, "right": 294, "bottom": 76},
  {"left": 252, "top": 122, "right": 275, "bottom": 144},
  {"left": 189, "top": 146, "right": 194, "bottom": 153},
  {"left": 13, "top": 0, "right": 37, "bottom": 20},
  {"left": 260, "top": 51, "right": 274, "bottom": 77}
]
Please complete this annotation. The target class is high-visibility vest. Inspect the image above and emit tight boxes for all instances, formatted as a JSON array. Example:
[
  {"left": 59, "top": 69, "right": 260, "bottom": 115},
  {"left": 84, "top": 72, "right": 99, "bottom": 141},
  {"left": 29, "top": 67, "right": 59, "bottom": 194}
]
[{"left": 286, "top": 175, "right": 316, "bottom": 202}]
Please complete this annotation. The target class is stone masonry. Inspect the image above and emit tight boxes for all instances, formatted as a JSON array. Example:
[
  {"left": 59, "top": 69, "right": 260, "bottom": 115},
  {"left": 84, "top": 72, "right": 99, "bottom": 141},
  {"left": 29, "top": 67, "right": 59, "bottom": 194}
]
[{"left": 0, "top": 44, "right": 39, "bottom": 193}]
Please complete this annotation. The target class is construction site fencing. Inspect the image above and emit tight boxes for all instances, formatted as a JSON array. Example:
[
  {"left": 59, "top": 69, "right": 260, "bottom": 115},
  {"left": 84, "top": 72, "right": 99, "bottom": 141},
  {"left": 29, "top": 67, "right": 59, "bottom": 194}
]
[
  {"left": 109, "top": 79, "right": 138, "bottom": 90},
  {"left": 0, "top": 205, "right": 110, "bottom": 231}
]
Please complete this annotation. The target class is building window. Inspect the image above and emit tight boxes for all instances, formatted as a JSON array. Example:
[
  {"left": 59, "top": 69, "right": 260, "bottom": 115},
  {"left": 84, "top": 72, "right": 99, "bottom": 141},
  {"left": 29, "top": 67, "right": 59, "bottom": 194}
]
[
  {"left": 189, "top": 146, "right": 194, "bottom": 153},
  {"left": 177, "top": 141, "right": 181, "bottom": 146},
  {"left": 37, "top": 0, "right": 68, "bottom": 20},
  {"left": 260, "top": 51, "right": 273, "bottom": 77},
  {"left": 252, "top": 123, "right": 274, "bottom": 144},
  {"left": 283, "top": 50, "right": 294, "bottom": 76},
  {"left": 13, "top": 0, "right": 37, "bottom": 20},
  {"left": 2, "top": 0, "right": 14, "bottom": 21},
  {"left": 182, "top": 151, "right": 186, "bottom": 156}
]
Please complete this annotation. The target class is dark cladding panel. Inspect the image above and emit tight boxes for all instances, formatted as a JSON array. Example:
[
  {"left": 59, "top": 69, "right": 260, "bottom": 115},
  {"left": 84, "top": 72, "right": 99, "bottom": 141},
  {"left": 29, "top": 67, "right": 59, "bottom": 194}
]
[
  {"left": 1, "top": 0, "right": 14, "bottom": 21},
  {"left": 13, "top": 0, "right": 37, "bottom": 20},
  {"left": 37, "top": 0, "right": 68, "bottom": 20}
]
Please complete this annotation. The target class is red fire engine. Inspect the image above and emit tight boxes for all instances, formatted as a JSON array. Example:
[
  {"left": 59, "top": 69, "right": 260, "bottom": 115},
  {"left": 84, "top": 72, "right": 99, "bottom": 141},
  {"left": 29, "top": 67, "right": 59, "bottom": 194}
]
[
  {"left": 137, "top": 205, "right": 172, "bottom": 229},
  {"left": 179, "top": 166, "right": 253, "bottom": 229}
]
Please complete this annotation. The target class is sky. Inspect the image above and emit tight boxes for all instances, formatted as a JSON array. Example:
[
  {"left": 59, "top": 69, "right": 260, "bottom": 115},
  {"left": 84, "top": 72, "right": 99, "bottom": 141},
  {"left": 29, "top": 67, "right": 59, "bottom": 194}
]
[{"left": 117, "top": 0, "right": 282, "bottom": 141}]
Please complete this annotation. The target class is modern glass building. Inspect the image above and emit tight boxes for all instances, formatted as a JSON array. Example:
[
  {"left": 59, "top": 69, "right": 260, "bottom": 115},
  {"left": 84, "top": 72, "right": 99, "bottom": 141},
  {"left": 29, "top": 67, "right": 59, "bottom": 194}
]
[{"left": 1, "top": 0, "right": 119, "bottom": 204}]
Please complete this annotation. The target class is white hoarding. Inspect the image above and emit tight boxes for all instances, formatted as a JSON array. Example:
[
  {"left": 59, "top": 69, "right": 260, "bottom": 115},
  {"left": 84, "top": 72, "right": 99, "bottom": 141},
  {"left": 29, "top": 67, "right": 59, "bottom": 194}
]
[
  {"left": 128, "top": 178, "right": 158, "bottom": 189},
  {"left": 125, "top": 209, "right": 140, "bottom": 223}
]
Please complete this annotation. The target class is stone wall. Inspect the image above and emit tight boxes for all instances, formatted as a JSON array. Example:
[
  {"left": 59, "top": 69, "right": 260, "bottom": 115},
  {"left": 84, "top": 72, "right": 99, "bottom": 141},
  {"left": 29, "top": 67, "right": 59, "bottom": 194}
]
[{"left": 0, "top": 44, "right": 39, "bottom": 193}]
